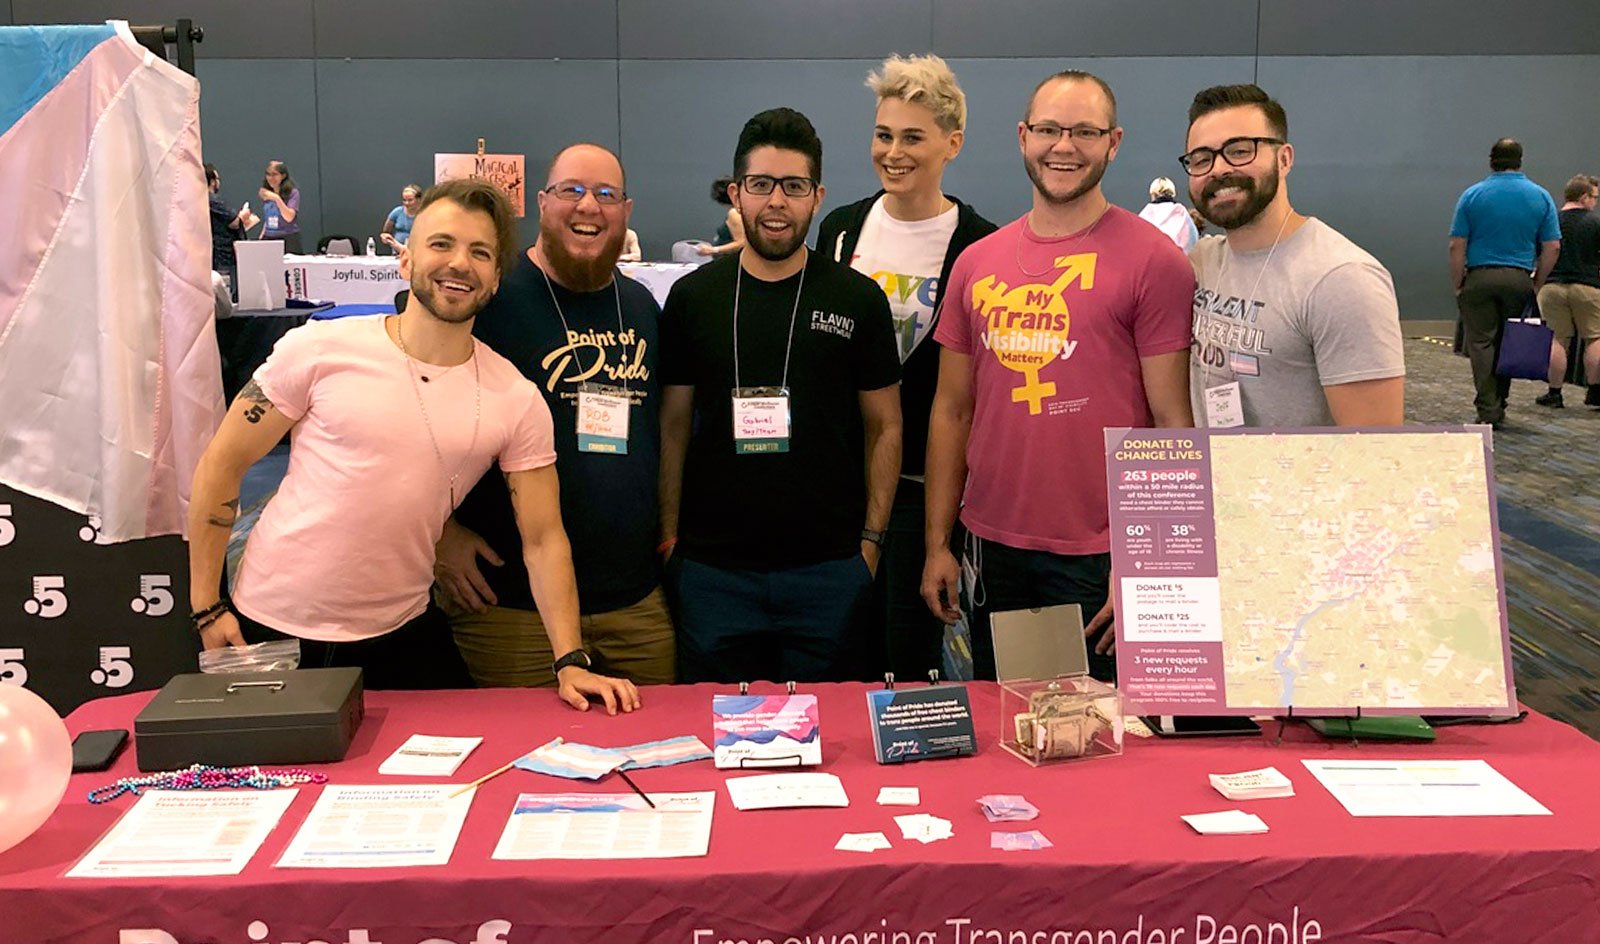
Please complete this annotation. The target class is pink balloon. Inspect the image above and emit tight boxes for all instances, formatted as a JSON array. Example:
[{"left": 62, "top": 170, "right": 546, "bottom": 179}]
[{"left": 0, "top": 684, "right": 72, "bottom": 856}]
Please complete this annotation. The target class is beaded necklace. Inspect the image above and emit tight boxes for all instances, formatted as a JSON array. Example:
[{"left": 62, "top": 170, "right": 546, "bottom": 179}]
[{"left": 88, "top": 764, "right": 327, "bottom": 804}]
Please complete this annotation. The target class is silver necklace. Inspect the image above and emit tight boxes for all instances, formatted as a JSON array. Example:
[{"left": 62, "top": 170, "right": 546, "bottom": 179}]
[
  {"left": 1015, "top": 201, "right": 1111, "bottom": 278},
  {"left": 393, "top": 315, "right": 481, "bottom": 509},
  {"left": 733, "top": 249, "right": 808, "bottom": 391}
]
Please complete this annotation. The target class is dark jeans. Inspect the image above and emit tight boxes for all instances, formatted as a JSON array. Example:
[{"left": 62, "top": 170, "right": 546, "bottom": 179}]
[
  {"left": 1458, "top": 266, "right": 1535, "bottom": 422},
  {"left": 877, "top": 480, "right": 945, "bottom": 682},
  {"left": 669, "top": 553, "right": 873, "bottom": 684},
  {"left": 235, "top": 602, "right": 473, "bottom": 690},
  {"left": 966, "top": 536, "right": 1114, "bottom": 684}
]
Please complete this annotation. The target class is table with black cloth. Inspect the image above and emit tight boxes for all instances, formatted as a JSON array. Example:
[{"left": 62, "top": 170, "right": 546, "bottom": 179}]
[
  {"left": 4, "top": 683, "right": 1599, "bottom": 944},
  {"left": 215, "top": 303, "right": 333, "bottom": 402}
]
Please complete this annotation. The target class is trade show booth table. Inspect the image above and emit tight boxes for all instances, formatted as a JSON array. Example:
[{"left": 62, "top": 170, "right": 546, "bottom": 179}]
[{"left": 3, "top": 683, "right": 1597, "bottom": 944}]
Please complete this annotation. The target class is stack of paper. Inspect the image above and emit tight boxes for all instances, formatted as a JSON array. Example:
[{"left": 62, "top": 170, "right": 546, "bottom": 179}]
[
  {"left": 876, "top": 786, "right": 920, "bottom": 806},
  {"left": 1181, "top": 810, "right": 1268, "bottom": 835},
  {"left": 1209, "top": 766, "right": 1295, "bottom": 801},
  {"left": 991, "top": 830, "right": 1053, "bottom": 851},
  {"left": 726, "top": 772, "right": 849, "bottom": 810},
  {"left": 378, "top": 735, "right": 482, "bottom": 776},
  {"left": 978, "top": 794, "right": 1039, "bottom": 822},
  {"left": 835, "top": 832, "right": 892, "bottom": 852},
  {"left": 894, "top": 813, "right": 953, "bottom": 843}
]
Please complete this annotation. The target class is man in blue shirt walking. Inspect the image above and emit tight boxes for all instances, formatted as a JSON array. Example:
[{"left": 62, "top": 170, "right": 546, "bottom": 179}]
[{"left": 1449, "top": 138, "right": 1561, "bottom": 428}]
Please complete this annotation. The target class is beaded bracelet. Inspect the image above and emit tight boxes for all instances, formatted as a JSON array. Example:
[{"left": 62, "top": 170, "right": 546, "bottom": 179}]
[
  {"left": 88, "top": 763, "right": 327, "bottom": 804},
  {"left": 190, "top": 600, "right": 230, "bottom": 631}
]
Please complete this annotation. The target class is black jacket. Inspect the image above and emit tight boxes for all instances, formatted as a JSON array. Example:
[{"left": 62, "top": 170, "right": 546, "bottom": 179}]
[{"left": 816, "top": 192, "right": 997, "bottom": 477}]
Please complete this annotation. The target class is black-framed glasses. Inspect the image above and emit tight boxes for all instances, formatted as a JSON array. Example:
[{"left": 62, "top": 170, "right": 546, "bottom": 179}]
[
  {"left": 1023, "top": 122, "right": 1115, "bottom": 145},
  {"left": 738, "top": 174, "right": 818, "bottom": 198},
  {"left": 1179, "top": 136, "right": 1284, "bottom": 176},
  {"left": 543, "top": 181, "right": 627, "bottom": 205}
]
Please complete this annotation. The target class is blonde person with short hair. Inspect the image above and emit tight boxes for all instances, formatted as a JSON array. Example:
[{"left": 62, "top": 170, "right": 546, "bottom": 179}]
[
  {"left": 1138, "top": 175, "right": 1199, "bottom": 252},
  {"left": 816, "top": 53, "right": 997, "bottom": 681}
]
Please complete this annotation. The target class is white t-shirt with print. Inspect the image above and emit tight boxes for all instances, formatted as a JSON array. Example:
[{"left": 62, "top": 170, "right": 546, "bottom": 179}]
[{"left": 848, "top": 197, "right": 960, "bottom": 363}]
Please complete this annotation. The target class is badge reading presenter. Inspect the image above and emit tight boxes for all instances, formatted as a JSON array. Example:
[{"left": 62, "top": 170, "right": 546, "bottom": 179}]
[
  {"left": 577, "top": 382, "right": 630, "bottom": 455},
  {"left": 732, "top": 386, "right": 791, "bottom": 454}
]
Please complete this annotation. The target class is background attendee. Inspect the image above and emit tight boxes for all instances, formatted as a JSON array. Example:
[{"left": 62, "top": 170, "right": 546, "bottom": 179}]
[
  {"left": 1185, "top": 83, "right": 1404, "bottom": 428},
  {"left": 1138, "top": 176, "right": 1198, "bottom": 252},
  {"left": 257, "top": 159, "right": 303, "bottom": 253},
  {"left": 1534, "top": 174, "right": 1600, "bottom": 409},
  {"left": 1449, "top": 137, "right": 1560, "bottom": 428},
  {"left": 205, "top": 162, "right": 255, "bottom": 277},
  {"left": 441, "top": 144, "right": 674, "bottom": 689},
  {"left": 698, "top": 177, "right": 746, "bottom": 257},
  {"left": 621, "top": 227, "right": 643, "bottom": 262},
  {"left": 380, "top": 183, "right": 423, "bottom": 251},
  {"left": 923, "top": 71, "right": 1194, "bottom": 682},
  {"left": 660, "top": 108, "right": 902, "bottom": 684},
  {"left": 816, "top": 53, "right": 996, "bottom": 681}
]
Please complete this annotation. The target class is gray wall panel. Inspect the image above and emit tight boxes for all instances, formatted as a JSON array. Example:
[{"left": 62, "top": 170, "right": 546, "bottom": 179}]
[
  {"left": 1259, "top": 1, "right": 1600, "bottom": 56},
  {"left": 932, "top": 0, "right": 1258, "bottom": 59},
  {"left": 314, "top": 0, "right": 618, "bottom": 60},
  {"left": 618, "top": 0, "right": 931, "bottom": 60},
  {"left": 618, "top": 59, "right": 882, "bottom": 260},
  {"left": 195, "top": 59, "right": 323, "bottom": 245},
  {"left": 1258, "top": 55, "right": 1600, "bottom": 320},
  {"left": 13, "top": 0, "right": 314, "bottom": 58},
  {"left": 315, "top": 58, "right": 620, "bottom": 248},
  {"left": 949, "top": 57, "right": 1256, "bottom": 229}
]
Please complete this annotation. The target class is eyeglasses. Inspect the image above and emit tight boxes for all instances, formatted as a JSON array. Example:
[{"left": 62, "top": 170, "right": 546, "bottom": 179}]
[
  {"left": 543, "top": 182, "right": 627, "bottom": 205},
  {"left": 1023, "top": 123, "right": 1115, "bottom": 145},
  {"left": 738, "top": 175, "right": 818, "bottom": 198},
  {"left": 1178, "top": 136, "right": 1284, "bottom": 176}
]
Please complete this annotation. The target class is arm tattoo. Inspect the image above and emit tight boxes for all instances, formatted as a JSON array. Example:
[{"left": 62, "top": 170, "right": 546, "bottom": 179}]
[
  {"left": 237, "top": 379, "right": 273, "bottom": 424},
  {"left": 205, "top": 497, "right": 241, "bottom": 529}
]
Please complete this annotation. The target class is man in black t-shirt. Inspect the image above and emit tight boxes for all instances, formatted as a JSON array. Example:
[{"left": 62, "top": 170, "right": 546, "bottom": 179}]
[
  {"left": 660, "top": 108, "right": 903, "bottom": 684},
  {"left": 438, "top": 143, "right": 674, "bottom": 687},
  {"left": 1534, "top": 174, "right": 1600, "bottom": 409}
]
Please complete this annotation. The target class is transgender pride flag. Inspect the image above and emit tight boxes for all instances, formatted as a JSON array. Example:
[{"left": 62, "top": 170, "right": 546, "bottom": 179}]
[{"left": 0, "top": 22, "right": 223, "bottom": 542}]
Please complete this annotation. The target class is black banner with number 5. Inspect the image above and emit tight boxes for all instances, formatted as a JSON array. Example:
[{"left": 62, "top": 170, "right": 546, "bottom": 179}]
[{"left": 0, "top": 485, "right": 196, "bottom": 714}]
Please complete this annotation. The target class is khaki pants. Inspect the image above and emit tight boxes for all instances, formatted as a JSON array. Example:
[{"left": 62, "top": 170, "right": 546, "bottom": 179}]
[{"left": 447, "top": 587, "right": 676, "bottom": 688}]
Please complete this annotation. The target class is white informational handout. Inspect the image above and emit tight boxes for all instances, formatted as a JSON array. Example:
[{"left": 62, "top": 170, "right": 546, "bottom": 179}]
[
  {"left": 725, "top": 772, "right": 849, "bottom": 810},
  {"left": 68, "top": 789, "right": 297, "bottom": 877},
  {"left": 1301, "top": 759, "right": 1552, "bottom": 817},
  {"left": 276, "top": 784, "right": 475, "bottom": 868},
  {"left": 491, "top": 792, "right": 715, "bottom": 860}
]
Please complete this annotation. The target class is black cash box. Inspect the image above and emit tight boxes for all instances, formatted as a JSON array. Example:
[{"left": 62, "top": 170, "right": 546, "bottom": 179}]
[{"left": 133, "top": 668, "right": 364, "bottom": 771}]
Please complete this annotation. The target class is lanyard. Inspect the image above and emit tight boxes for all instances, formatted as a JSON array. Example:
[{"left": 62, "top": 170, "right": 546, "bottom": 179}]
[
  {"left": 540, "top": 266, "right": 628, "bottom": 394},
  {"left": 732, "top": 252, "right": 808, "bottom": 391}
]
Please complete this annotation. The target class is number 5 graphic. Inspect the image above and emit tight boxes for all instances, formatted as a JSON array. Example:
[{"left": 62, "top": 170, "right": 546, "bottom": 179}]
[
  {"left": 131, "top": 575, "right": 175, "bottom": 617},
  {"left": 23, "top": 576, "right": 67, "bottom": 619}
]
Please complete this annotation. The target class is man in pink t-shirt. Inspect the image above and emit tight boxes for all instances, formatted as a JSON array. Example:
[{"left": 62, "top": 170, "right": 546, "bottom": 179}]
[
  {"left": 923, "top": 70, "right": 1195, "bottom": 681},
  {"left": 185, "top": 180, "right": 639, "bottom": 712}
]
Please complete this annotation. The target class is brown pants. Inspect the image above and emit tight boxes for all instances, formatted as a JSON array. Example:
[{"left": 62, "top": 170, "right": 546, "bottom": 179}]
[
  {"left": 447, "top": 587, "right": 676, "bottom": 688},
  {"left": 1457, "top": 266, "right": 1535, "bottom": 423}
]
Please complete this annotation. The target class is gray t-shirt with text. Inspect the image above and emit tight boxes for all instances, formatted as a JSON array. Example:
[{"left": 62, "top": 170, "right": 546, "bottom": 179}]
[{"left": 1189, "top": 218, "right": 1405, "bottom": 427}]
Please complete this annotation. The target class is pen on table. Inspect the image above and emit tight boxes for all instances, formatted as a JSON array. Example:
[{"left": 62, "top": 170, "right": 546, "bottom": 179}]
[
  {"left": 617, "top": 768, "right": 657, "bottom": 809},
  {"left": 449, "top": 736, "right": 562, "bottom": 799}
]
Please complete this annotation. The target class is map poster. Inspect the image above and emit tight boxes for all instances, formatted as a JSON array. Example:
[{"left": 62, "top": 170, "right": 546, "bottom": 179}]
[{"left": 1106, "top": 427, "right": 1516, "bottom": 716}]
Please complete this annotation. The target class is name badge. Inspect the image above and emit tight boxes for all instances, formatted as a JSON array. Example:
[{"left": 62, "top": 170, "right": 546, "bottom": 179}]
[
  {"left": 1204, "top": 382, "right": 1245, "bottom": 429},
  {"left": 732, "top": 386, "right": 791, "bottom": 454},
  {"left": 577, "top": 383, "right": 630, "bottom": 454}
]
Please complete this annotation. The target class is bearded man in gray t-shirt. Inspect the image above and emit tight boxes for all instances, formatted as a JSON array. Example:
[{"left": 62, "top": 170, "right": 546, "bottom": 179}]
[{"left": 1181, "top": 84, "right": 1405, "bottom": 429}]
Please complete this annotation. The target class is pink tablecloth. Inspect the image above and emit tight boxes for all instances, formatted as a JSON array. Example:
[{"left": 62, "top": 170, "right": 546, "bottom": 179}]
[{"left": 3, "top": 683, "right": 1598, "bottom": 944}]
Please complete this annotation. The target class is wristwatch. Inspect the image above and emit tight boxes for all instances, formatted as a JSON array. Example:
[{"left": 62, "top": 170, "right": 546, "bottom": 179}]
[
  {"left": 552, "top": 649, "right": 593, "bottom": 678},
  {"left": 860, "top": 528, "right": 887, "bottom": 547}
]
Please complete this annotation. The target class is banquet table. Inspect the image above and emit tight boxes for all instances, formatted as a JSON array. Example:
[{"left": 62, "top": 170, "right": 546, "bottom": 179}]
[
  {"left": 617, "top": 261, "right": 699, "bottom": 307},
  {"left": 4, "top": 682, "right": 1598, "bottom": 944}
]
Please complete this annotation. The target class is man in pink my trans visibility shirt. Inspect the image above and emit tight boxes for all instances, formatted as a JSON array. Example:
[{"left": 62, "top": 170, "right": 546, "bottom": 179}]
[
  {"left": 185, "top": 179, "right": 639, "bottom": 713},
  {"left": 922, "top": 70, "right": 1195, "bottom": 683}
]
